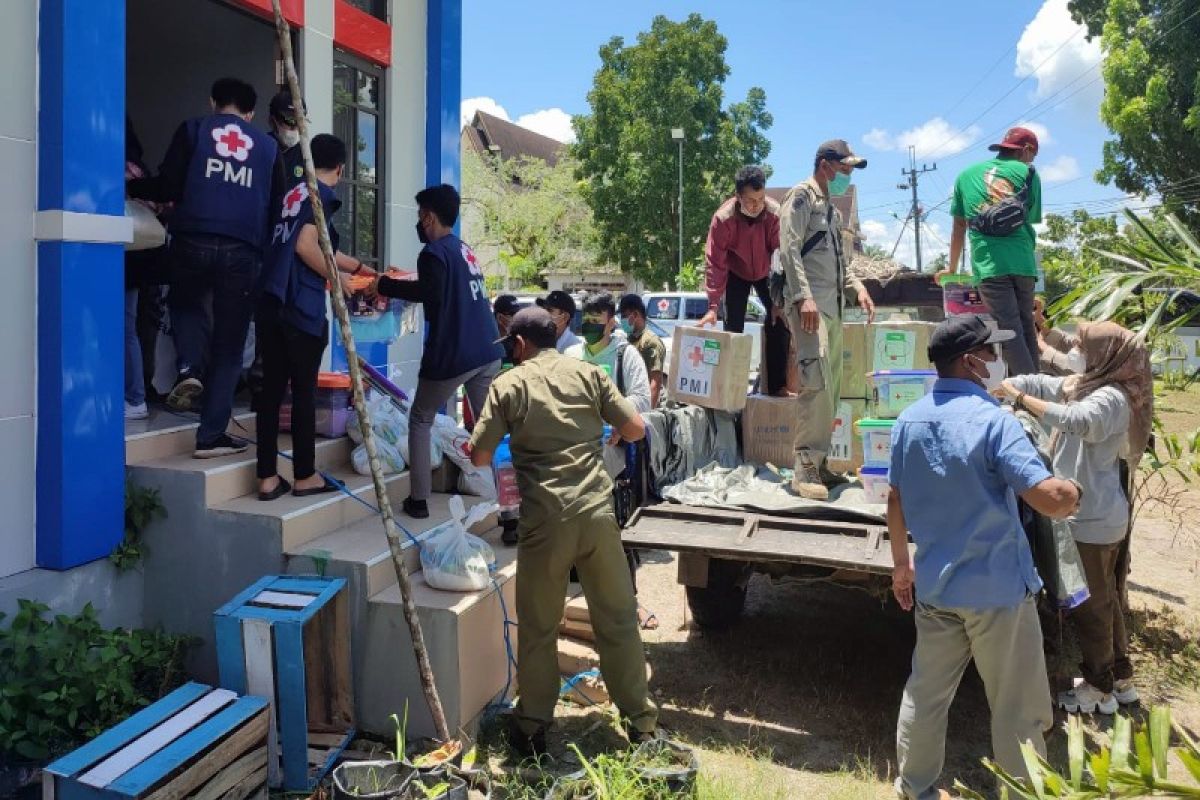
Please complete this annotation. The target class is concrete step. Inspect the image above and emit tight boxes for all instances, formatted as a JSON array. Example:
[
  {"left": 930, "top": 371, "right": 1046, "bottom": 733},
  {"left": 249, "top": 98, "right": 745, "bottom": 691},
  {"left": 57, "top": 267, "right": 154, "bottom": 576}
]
[
  {"left": 358, "top": 532, "right": 517, "bottom": 738},
  {"left": 135, "top": 435, "right": 352, "bottom": 506},
  {"left": 209, "top": 464, "right": 413, "bottom": 553},
  {"left": 125, "top": 410, "right": 257, "bottom": 465},
  {"left": 285, "top": 494, "right": 498, "bottom": 599}
]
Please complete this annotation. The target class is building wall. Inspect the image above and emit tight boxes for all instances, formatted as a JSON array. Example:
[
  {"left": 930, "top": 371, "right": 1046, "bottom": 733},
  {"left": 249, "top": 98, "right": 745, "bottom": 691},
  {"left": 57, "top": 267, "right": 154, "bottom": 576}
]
[{"left": 0, "top": 1, "right": 38, "bottom": 580}]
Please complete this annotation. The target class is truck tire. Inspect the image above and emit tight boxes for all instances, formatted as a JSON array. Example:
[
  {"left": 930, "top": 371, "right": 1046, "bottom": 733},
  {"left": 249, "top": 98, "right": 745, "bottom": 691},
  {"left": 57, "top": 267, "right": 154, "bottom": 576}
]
[{"left": 685, "top": 558, "right": 750, "bottom": 630}]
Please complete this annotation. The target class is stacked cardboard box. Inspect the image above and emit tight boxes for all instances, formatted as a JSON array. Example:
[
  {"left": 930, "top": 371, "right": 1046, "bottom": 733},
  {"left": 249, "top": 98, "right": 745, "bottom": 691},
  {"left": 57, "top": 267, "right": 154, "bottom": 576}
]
[
  {"left": 741, "top": 394, "right": 799, "bottom": 467},
  {"left": 668, "top": 326, "right": 753, "bottom": 411}
]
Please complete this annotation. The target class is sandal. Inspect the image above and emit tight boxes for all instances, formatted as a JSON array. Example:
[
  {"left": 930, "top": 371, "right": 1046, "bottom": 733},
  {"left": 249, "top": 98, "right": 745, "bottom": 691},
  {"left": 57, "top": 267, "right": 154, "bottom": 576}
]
[
  {"left": 292, "top": 477, "right": 340, "bottom": 497},
  {"left": 638, "top": 606, "right": 659, "bottom": 631},
  {"left": 258, "top": 477, "right": 291, "bottom": 501}
]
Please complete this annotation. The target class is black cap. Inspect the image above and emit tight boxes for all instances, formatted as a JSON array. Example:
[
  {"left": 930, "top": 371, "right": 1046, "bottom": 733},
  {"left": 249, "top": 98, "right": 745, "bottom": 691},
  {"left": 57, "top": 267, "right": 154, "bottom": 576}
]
[
  {"left": 536, "top": 290, "right": 576, "bottom": 316},
  {"left": 928, "top": 314, "right": 1016, "bottom": 364},
  {"left": 493, "top": 294, "right": 520, "bottom": 316},
  {"left": 815, "top": 139, "right": 868, "bottom": 169},
  {"left": 269, "top": 90, "right": 305, "bottom": 125},
  {"left": 495, "top": 307, "right": 558, "bottom": 348}
]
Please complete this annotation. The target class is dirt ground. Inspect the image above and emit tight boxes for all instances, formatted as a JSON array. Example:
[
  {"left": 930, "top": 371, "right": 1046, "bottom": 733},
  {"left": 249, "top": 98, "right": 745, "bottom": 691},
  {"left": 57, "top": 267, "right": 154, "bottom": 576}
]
[{"left": 482, "top": 386, "right": 1200, "bottom": 798}]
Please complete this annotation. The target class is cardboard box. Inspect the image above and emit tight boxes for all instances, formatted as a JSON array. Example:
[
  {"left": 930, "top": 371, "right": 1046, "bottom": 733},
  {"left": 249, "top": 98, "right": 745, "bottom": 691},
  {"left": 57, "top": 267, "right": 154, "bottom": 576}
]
[
  {"left": 841, "top": 323, "right": 870, "bottom": 399},
  {"left": 827, "top": 398, "right": 869, "bottom": 473},
  {"left": 871, "top": 321, "right": 936, "bottom": 372},
  {"left": 741, "top": 394, "right": 800, "bottom": 467},
  {"left": 668, "top": 326, "right": 753, "bottom": 411}
]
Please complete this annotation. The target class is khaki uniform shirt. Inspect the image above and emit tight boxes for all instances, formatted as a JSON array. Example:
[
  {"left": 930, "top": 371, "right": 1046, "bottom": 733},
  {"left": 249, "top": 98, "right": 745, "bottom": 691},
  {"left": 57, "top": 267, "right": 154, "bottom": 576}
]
[
  {"left": 469, "top": 349, "right": 640, "bottom": 533},
  {"left": 778, "top": 177, "right": 865, "bottom": 318},
  {"left": 628, "top": 328, "right": 666, "bottom": 378}
]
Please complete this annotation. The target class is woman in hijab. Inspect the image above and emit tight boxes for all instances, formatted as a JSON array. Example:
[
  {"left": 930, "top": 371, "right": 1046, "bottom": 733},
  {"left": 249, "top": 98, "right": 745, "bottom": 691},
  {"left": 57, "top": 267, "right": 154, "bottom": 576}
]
[{"left": 995, "top": 321, "right": 1152, "bottom": 715}]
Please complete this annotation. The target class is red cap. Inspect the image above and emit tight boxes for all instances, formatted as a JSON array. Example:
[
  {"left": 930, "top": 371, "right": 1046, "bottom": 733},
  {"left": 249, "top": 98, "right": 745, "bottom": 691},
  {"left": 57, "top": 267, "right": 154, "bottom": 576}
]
[{"left": 988, "top": 126, "right": 1039, "bottom": 154}]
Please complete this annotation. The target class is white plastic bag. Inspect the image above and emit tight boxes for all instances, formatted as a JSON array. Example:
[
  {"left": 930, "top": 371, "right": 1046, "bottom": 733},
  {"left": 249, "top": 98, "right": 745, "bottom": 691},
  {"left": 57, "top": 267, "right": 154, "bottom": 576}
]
[
  {"left": 420, "top": 496, "right": 498, "bottom": 592},
  {"left": 351, "top": 438, "right": 406, "bottom": 476},
  {"left": 457, "top": 465, "right": 497, "bottom": 499},
  {"left": 433, "top": 415, "right": 497, "bottom": 499},
  {"left": 126, "top": 199, "right": 166, "bottom": 251}
]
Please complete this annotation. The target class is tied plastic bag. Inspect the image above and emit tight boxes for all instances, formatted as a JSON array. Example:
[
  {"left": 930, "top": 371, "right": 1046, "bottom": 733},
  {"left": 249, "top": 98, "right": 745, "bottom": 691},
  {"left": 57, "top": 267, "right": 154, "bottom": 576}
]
[
  {"left": 420, "top": 496, "right": 498, "bottom": 592},
  {"left": 351, "top": 438, "right": 405, "bottom": 476},
  {"left": 433, "top": 415, "right": 497, "bottom": 499},
  {"left": 126, "top": 199, "right": 166, "bottom": 251}
]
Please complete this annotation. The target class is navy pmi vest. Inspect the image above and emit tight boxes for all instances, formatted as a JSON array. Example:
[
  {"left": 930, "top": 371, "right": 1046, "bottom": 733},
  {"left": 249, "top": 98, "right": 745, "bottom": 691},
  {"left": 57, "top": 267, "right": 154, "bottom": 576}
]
[
  {"left": 420, "top": 234, "right": 502, "bottom": 379},
  {"left": 260, "top": 180, "right": 341, "bottom": 339},
  {"left": 170, "top": 113, "right": 278, "bottom": 248}
]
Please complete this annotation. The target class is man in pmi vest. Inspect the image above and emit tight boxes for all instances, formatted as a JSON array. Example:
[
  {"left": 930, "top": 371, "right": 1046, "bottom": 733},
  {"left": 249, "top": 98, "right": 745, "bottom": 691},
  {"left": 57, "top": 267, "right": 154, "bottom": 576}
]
[{"left": 129, "top": 77, "right": 285, "bottom": 457}]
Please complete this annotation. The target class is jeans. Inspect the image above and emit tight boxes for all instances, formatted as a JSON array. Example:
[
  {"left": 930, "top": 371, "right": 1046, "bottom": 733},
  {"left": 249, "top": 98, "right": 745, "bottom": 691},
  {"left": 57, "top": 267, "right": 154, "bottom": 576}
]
[
  {"left": 124, "top": 288, "right": 146, "bottom": 407},
  {"left": 724, "top": 273, "right": 790, "bottom": 395},
  {"left": 255, "top": 298, "right": 327, "bottom": 481},
  {"left": 168, "top": 233, "right": 260, "bottom": 445},
  {"left": 408, "top": 361, "right": 501, "bottom": 501},
  {"left": 978, "top": 275, "right": 1039, "bottom": 376}
]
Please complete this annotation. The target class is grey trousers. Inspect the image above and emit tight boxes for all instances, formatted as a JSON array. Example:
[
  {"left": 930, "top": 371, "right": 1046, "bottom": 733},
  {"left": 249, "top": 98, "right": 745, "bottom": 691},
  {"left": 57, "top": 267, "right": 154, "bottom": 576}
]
[
  {"left": 407, "top": 360, "right": 501, "bottom": 501},
  {"left": 978, "top": 275, "right": 1039, "bottom": 376},
  {"left": 895, "top": 597, "right": 1053, "bottom": 800}
]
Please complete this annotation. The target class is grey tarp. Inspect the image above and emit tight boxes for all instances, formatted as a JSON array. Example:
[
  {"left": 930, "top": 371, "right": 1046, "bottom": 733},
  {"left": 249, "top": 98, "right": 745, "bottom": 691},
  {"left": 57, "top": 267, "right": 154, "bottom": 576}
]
[
  {"left": 662, "top": 463, "right": 886, "bottom": 525},
  {"left": 644, "top": 406, "right": 740, "bottom": 494}
]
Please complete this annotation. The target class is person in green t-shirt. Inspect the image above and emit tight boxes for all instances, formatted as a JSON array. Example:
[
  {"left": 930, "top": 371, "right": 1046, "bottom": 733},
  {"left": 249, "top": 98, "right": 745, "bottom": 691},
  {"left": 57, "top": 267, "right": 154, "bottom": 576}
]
[{"left": 944, "top": 127, "right": 1043, "bottom": 375}]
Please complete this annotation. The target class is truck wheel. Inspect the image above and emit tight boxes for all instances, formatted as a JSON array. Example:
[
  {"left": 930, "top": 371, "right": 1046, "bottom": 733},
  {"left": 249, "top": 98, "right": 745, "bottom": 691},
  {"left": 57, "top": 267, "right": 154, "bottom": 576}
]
[{"left": 686, "top": 558, "right": 750, "bottom": 630}]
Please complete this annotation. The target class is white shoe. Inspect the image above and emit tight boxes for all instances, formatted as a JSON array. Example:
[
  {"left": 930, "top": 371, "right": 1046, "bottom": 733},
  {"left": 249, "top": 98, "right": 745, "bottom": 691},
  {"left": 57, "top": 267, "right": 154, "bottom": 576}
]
[
  {"left": 1058, "top": 680, "right": 1118, "bottom": 714},
  {"left": 125, "top": 402, "right": 150, "bottom": 420},
  {"left": 1113, "top": 678, "right": 1140, "bottom": 705}
]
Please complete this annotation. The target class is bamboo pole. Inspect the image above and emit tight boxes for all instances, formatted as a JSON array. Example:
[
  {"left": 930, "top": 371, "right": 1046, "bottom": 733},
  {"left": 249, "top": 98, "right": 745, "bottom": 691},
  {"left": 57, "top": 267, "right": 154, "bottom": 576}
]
[{"left": 269, "top": 0, "right": 451, "bottom": 742}]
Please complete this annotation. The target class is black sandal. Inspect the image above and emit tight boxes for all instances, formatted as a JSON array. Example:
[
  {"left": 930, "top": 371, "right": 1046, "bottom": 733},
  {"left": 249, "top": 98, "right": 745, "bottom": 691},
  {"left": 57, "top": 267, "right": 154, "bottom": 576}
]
[
  {"left": 292, "top": 477, "right": 340, "bottom": 497},
  {"left": 258, "top": 477, "right": 291, "bottom": 501}
]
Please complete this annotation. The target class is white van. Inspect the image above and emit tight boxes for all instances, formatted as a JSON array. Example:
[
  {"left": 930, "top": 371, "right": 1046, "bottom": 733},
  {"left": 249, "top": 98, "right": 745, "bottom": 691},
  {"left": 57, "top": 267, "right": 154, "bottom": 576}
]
[{"left": 642, "top": 291, "right": 764, "bottom": 373}]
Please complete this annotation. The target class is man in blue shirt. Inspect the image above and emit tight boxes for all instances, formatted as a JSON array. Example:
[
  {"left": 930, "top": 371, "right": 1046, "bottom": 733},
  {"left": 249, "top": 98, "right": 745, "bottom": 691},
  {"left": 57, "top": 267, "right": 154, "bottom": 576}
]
[{"left": 888, "top": 314, "right": 1081, "bottom": 800}]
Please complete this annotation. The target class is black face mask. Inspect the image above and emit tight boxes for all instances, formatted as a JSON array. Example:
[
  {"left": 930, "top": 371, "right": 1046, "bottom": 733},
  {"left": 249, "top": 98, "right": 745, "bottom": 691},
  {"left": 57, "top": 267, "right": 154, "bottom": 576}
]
[{"left": 415, "top": 221, "right": 429, "bottom": 244}]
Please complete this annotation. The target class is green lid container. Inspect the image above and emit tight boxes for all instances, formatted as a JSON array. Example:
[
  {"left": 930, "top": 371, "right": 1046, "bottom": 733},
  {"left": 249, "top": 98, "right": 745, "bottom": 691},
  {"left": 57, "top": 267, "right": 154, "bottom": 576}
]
[{"left": 855, "top": 418, "right": 896, "bottom": 430}]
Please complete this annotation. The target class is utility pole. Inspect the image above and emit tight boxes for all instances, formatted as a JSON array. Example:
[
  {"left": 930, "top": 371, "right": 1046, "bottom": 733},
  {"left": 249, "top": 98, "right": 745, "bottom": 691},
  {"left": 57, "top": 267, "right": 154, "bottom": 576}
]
[
  {"left": 897, "top": 146, "right": 937, "bottom": 271},
  {"left": 671, "top": 127, "right": 685, "bottom": 276}
]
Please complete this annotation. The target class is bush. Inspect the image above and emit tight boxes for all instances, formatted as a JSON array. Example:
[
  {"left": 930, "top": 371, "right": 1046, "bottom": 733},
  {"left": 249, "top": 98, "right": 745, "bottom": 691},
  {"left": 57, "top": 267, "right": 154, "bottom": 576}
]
[{"left": 0, "top": 600, "right": 191, "bottom": 761}]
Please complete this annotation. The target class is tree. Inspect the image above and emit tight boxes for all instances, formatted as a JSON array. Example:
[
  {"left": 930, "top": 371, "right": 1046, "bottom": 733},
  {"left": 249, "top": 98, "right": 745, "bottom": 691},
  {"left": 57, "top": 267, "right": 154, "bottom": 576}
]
[
  {"left": 573, "top": 14, "right": 773, "bottom": 288},
  {"left": 862, "top": 243, "right": 891, "bottom": 260},
  {"left": 927, "top": 253, "right": 949, "bottom": 273},
  {"left": 461, "top": 150, "right": 600, "bottom": 290},
  {"left": 1068, "top": 0, "right": 1200, "bottom": 228},
  {"left": 1037, "top": 209, "right": 1122, "bottom": 301}
]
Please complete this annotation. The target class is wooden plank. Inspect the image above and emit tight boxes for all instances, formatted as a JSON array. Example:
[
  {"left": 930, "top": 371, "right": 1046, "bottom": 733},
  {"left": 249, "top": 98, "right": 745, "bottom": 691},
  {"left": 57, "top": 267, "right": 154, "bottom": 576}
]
[
  {"left": 242, "top": 619, "right": 281, "bottom": 789},
  {"left": 677, "top": 552, "right": 709, "bottom": 588},
  {"left": 107, "top": 698, "right": 267, "bottom": 798},
  {"left": 250, "top": 591, "right": 314, "bottom": 610},
  {"left": 735, "top": 515, "right": 758, "bottom": 544},
  {"left": 301, "top": 604, "right": 329, "bottom": 732},
  {"left": 144, "top": 714, "right": 267, "bottom": 800},
  {"left": 45, "top": 684, "right": 211, "bottom": 779},
  {"left": 190, "top": 747, "right": 267, "bottom": 800},
  {"left": 212, "top": 766, "right": 267, "bottom": 800},
  {"left": 273, "top": 621, "right": 311, "bottom": 792},
  {"left": 214, "top": 615, "right": 248, "bottom": 696},
  {"left": 327, "top": 591, "right": 355, "bottom": 730},
  {"left": 306, "top": 732, "right": 348, "bottom": 747},
  {"left": 78, "top": 689, "right": 237, "bottom": 789}
]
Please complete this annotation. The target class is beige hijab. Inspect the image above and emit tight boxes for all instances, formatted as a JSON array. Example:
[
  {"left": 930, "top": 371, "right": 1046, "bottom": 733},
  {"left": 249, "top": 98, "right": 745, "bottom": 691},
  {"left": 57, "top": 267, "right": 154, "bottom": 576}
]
[{"left": 1061, "top": 321, "right": 1153, "bottom": 460}]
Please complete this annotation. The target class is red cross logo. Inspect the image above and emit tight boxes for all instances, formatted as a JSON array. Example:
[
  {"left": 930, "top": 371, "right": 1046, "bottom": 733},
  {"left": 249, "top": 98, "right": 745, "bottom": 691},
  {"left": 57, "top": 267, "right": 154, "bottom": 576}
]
[
  {"left": 462, "top": 244, "right": 483, "bottom": 276},
  {"left": 687, "top": 345, "right": 704, "bottom": 368},
  {"left": 281, "top": 183, "right": 308, "bottom": 218},
  {"left": 212, "top": 123, "right": 255, "bottom": 162},
  {"left": 657, "top": 298, "right": 670, "bottom": 312}
]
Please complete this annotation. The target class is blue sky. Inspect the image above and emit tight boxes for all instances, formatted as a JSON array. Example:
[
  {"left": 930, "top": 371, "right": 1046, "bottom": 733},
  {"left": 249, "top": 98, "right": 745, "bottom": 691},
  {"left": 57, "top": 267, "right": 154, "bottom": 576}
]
[{"left": 462, "top": 0, "right": 1123, "bottom": 267}]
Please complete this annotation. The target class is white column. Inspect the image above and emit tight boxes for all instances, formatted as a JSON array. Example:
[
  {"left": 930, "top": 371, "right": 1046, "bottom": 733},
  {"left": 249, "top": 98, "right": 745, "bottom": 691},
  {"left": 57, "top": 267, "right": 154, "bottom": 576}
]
[{"left": 301, "top": 0, "right": 335, "bottom": 135}]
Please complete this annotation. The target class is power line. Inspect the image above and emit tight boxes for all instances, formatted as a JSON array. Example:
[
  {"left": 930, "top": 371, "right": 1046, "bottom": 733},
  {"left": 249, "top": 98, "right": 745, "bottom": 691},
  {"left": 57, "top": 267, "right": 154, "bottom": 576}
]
[{"left": 898, "top": 146, "right": 938, "bottom": 271}]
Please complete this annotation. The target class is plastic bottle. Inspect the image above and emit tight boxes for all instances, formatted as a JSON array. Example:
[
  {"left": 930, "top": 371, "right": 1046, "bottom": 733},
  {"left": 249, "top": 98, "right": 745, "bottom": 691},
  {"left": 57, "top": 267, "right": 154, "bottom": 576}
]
[{"left": 493, "top": 436, "right": 521, "bottom": 514}]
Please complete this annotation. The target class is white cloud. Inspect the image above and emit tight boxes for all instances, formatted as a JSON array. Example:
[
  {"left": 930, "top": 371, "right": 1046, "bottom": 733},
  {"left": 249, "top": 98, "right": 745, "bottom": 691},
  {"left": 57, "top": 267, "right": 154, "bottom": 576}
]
[
  {"left": 860, "top": 117, "right": 982, "bottom": 159},
  {"left": 1039, "top": 155, "right": 1081, "bottom": 183},
  {"left": 1014, "top": 120, "right": 1053, "bottom": 146},
  {"left": 515, "top": 108, "right": 576, "bottom": 143},
  {"left": 1015, "top": 0, "right": 1102, "bottom": 114},
  {"left": 861, "top": 216, "right": 949, "bottom": 271},
  {"left": 460, "top": 97, "right": 575, "bottom": 143},
  {"left": 461, "top": 96, "right": 510, "bottom": 128}
]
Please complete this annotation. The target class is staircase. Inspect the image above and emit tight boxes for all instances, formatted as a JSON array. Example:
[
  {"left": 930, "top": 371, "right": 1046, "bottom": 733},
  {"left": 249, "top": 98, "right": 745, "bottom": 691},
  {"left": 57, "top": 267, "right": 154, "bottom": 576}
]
[{"left": 126, "top": 410, "right": 515, "bottom": 739}]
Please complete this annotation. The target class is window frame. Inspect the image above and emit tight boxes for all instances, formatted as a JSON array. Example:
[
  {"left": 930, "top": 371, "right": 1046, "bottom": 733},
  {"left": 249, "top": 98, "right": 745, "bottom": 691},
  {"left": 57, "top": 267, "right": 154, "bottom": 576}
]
[{"left": 333, "top": 50, "right": 386, "bottom": 268}]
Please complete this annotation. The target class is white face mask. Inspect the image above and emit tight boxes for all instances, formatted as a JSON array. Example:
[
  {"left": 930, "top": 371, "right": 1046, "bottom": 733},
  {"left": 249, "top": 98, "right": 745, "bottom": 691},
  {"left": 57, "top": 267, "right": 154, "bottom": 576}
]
[
  {"left": 967, "top": 352, "right": 1007, "bottom": 391},
  {"left": 1064, "top": 347, "right": 1087, "bottom": 375},
  {"left": 278, "top": 128, "right": 300, "bottom": 148}
]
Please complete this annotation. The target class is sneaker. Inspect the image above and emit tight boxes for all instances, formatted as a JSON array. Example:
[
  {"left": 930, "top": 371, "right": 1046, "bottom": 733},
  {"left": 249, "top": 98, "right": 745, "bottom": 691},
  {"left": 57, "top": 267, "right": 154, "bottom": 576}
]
[
  {"left": 167, "top": 373, "right": 203, "bottom": 412},
  {"left": 791, "top": 450, "right": 829, "bottom": 501},
  {"left": 402, "top": 496, "right": 430, "bottom": 519},
  {"left": 1113, "top": 678, "right": 1140, "bottom": 705},
  {"left": 124, "top": 402, "right": 150, "bottom": 420},
  {"left": 193, "top": 434, "right": 248, "bottom": 459},
  {"left": 1058, "top": 680, "right": 1118, "bottom": 714}
]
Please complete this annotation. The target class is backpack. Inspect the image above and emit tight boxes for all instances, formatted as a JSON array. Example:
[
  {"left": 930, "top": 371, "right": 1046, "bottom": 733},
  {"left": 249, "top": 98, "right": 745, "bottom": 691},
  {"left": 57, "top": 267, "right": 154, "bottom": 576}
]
[
  {"left": 615, "top": 342, "right": 628, "bottom": 395},
  {"left": 969, "top": 164, "right": 1037, "bottom": 237}
]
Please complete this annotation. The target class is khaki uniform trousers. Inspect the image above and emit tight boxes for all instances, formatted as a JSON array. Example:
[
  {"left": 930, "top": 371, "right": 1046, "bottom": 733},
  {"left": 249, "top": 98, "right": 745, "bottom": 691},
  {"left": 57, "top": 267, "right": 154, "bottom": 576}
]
[
  {"left": 787, "top": 307, "right": 843, "bottom": 465},
  {"left": 513, "top": 503, "right": 657, "bottom": 736}
]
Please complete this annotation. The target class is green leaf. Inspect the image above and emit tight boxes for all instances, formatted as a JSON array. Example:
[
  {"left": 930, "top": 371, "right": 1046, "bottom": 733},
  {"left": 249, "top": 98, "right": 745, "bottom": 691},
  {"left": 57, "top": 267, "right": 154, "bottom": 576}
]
[
  {"left": 1090, "top": 748, "right": 1111, "bottom": 792},
  {"left": 1111, "top": 714, "right": 1132, "bottom": 773},
  {"left": 1020, "top": 741, "right": 1047, "bottom": 800},
  {"left": 1067, "top": 714, "right": 1085, "bottom": 789},
  {"left": 1149, "top": 705, "right": 1171, "bottom": 778},
  {"left": 1133, "top": 728, "right": 1154, "bottom": 785}
]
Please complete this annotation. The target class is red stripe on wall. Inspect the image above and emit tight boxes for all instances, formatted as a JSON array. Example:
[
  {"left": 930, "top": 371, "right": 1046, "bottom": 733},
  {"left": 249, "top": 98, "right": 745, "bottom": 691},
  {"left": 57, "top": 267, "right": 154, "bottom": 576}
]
[
  {"left": 227, "top": 0, "right": 305, "bottom": 26},
  {"left": 334, "top": 1, "right": 392, "bottom": 67}
]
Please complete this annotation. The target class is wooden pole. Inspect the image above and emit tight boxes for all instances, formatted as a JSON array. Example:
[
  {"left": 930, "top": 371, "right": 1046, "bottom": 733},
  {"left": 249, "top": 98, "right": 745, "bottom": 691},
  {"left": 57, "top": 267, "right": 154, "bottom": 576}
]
[{"left": 269, "top": 0, "right": 451, "bottom": 742}]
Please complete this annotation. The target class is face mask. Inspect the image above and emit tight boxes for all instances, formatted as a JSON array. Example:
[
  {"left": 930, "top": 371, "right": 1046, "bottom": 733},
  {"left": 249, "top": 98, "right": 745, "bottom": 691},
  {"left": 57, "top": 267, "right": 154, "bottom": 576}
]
[
  {"left": 1065, "top": 348, "right": 1087, "bottom": 375},
  {"left": 967, "top": 353, "right": 1007, "bottom": 392},
  {"left": 619, "top": 319, "right": 636, "bottom": 337},
  {"left": 415, "top": 220, "right": 429, "bottom": 244},
  {"left": 581, "top": 322, "right": 607, "bottom": 346},
  {"left": 828, "top": 171, "right": 852, "bottom": 196},
  {"left": 278, "top": 128, "right": 300, "bottom": 148},
  {"left": 739, "top": 203, "right": 763, "bottom": 219}
]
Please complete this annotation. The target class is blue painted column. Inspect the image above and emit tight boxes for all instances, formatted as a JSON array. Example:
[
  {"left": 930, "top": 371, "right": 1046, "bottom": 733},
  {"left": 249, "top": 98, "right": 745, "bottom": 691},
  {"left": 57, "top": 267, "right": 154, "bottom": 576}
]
[
  {"left": 35, "top": 0, "right": 127, "bottom": 569},
  {"left": 425, "top": 0, "right": 462, "bottom": 191}
]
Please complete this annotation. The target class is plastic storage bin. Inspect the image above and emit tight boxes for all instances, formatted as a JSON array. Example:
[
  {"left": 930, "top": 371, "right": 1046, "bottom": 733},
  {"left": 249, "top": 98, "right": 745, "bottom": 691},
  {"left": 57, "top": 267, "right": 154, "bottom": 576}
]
[
  {"left": 941, "top": 274, "right": 988, "bottom": 316},
  {"left": 868, "top": 369, "right": 936, "bottom": 418},
  {"left": 280, "top": 372, "right": 353, "bottom": 438},
  {"left": 858, "top": 466, "right": 889, "bottom": 504},
  {"left": 855, "top": 418, "right": 895, "bottom": 469}
]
